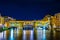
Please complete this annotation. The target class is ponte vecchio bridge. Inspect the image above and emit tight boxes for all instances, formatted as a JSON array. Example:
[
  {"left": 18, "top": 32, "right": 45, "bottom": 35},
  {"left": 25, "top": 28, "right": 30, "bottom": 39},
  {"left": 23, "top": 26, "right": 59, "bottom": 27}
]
[{"left": 4, "top": 20, "right": 50, "bottom": 30}]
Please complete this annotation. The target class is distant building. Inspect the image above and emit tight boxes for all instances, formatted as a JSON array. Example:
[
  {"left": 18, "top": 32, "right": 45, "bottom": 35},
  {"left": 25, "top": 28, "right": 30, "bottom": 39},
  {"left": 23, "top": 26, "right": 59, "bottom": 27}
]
[
  {"left": 0, "top": 14, "right": 4, "bottom": 24},
  {"left": 0, "top": 13, "right": 60, "bottom": 29},
  {"left": 0, "top": 13, "right": 16, "bottom": 27},
  {"left": 55, "top": 13, "right": 60, "bottom": 28},
  {"left": 4, "top": 16, "right": 16, "bottom": 22}
]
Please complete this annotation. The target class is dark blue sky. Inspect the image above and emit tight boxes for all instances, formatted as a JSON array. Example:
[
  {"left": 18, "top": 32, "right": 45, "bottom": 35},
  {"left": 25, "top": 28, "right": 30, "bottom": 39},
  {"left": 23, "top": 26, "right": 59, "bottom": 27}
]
[{"left": 0, "top": 0, "right": 60, "bottom": 20}]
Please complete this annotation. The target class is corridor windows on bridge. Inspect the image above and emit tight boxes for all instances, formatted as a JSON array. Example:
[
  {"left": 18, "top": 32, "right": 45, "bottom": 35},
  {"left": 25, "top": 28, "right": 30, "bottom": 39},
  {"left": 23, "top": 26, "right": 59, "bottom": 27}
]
[
  {"left": 35, "top": 22, "right": 42, "bottom": 28},
  {"left": 23, "top": 25, "right": 33, "bottom": 30},
  {"left": 37, "top": 24, "right": 43, "bottom": 30},
  {"left": 15, "top": 22, "right": 20, "bottom": 27},
  {"left": 10, "top": 22, "right": 15, "bottom": 27}
]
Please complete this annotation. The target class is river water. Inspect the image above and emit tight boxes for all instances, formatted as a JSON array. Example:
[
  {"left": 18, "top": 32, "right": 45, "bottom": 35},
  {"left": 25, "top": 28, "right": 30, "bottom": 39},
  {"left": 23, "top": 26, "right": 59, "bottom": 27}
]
[{"left": 0, "top": 28, "right": 60, "bottom": 40}]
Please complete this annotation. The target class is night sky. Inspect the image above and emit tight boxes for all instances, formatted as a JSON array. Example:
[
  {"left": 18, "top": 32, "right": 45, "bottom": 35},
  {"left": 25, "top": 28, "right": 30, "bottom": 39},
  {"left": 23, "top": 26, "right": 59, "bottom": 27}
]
[{"left": 0, "top": 0, "right": 60, "bottom": 20}]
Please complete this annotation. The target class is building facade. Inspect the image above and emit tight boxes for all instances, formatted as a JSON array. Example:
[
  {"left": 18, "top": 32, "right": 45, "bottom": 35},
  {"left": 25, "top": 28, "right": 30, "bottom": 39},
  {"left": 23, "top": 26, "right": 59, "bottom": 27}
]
[
  {"left": 55, "top": 13, "right": 60, "bottom": 28},
  {"left": 0, "top": 13, "right": 60, "bottom": 29}
]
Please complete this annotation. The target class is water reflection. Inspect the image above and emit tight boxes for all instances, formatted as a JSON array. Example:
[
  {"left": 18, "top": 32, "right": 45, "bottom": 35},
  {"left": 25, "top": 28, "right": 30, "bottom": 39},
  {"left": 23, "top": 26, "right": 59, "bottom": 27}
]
[
  {"left": 30, "top": 30, "right": 34, "bottom": 40},
  {"left": 0, "top": 32, "right": 4, "bottom": 40},
  {"left": 3, "top": 31, "right": 6, "bottom": 40},
  {"left": 0, "top": 31, "right": 6, "bottom": 40},
  {"left": 42, "top": 29, "right": 46, "bottom": 40},
  {"left": 9, "top": 28, "right": 14, "bottom": 40},
  {"left": 23, "top": 30, "right": 34, "bottom": 40},
  {"left": 37, "top": 27, "right": 46, "bottom": 40},
  {"left": 0, "top": 27, "right": 60, "bottom": 40},
  {"left": 23, "top": 30, "right": 26, "bottom": 40},
  {"left": 37, "top": 28, "right": 43, "bottom": 40}
]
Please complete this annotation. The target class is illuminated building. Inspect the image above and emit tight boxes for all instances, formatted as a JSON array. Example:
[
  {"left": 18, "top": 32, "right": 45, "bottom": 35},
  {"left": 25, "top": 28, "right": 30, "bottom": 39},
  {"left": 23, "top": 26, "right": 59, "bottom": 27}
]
[
  {"left": 0, "top": 14, "right": 4, "bottom": 27},
  {"left": 0, "top": 13, "right": 60, "bottom": 29},
  {"left": 0, "top": 13, "right": 60, "bottom": 39},
  {"left": 50, "top": 16, "right": 56, "bottom": 29},
  {"left": 55, "top": 13, "right": 60, "bottom": 28}
]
